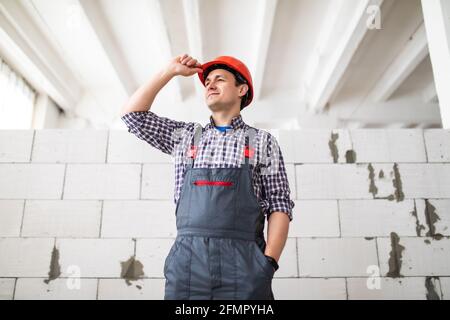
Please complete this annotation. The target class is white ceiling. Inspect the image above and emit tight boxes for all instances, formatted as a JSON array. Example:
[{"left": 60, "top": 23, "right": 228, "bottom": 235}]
[{"left": 0, "top": 0, "right": 443, "bottom": 129}]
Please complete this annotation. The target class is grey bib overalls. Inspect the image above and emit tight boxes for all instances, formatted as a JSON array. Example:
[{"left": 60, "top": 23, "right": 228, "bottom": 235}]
[{"left": 163, "top": 131, "right": 275, "bottom": 300}]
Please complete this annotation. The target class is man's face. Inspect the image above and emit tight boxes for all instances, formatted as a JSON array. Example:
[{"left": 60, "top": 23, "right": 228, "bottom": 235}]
[{"left": 204, "top": 68, "right": 247, "bottom": 111}]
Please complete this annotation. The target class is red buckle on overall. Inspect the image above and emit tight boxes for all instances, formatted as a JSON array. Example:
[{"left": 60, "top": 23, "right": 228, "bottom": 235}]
[
  {"left": 244, "top": 146, "right": 255, "bottom": 158},
  {"left": 193, "top": 180, "right": 233, "bottom": 187},
  {"left": 188, "top": 145, "right": 197, "bottom": 158}
]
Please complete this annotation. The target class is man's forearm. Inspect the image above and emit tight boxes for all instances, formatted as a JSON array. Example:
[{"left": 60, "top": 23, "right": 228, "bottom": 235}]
[
  {"left": 120, "top": 68, "right": 174, "bottom": 117},
  {"left": 264, "top": 211, "right": 290, "bottom": 262}
]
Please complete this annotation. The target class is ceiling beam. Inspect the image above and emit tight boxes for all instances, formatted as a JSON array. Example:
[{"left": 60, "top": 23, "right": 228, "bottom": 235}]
[
  {"left": 367, "top": 23, "right": 428, "bottom": 102},
  {"left": 301, "top": 0, "right": 344, "bottom": 103},
  {"left": 182, "top": 0, "right": 204, "bottom": 98},
  {"left": 16, "top": 0, "right": 129, "bottom": 123},
  {"left": 145, "top": 0, "right": 184, "bottom": 102},
  {"left": 0, "top": 0, "right": 81, "bottom": 110},
  {"left": 252, "top": 0, "right": 278, "bottom": 100},
  {"left": 422, "top": 81, "right": 438, "bottom": 103},
  {"left": 303, "top": 0, "right": 384, "bottom": 113},
  {"left": 421, "top": 0, "right": 450, "bottom": 129},
  {"left": 78, "top": 0, "right": 136, "bottom": 97}
]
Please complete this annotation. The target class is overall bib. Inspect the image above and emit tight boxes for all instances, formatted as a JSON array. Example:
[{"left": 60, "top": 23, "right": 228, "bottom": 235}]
[{"left": 164, "top": 133, "right": 275, "bottom": 300}]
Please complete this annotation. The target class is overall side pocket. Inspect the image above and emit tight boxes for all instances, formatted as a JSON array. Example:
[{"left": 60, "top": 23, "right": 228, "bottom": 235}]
[
  {"left": 252, "top": 242, "right": 275, "bottom": 279},
  {"left": 164, "top": 241, "right": 179, "bottom": 277}
]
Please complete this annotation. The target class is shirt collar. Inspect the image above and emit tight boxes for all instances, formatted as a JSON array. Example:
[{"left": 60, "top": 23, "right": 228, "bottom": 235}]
[{"left": 206, "top": 114, "right": 246, "bottom": 131}]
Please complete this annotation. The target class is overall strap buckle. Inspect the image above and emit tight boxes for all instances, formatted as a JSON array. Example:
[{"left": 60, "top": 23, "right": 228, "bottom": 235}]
[
  {"left": 244, "top": 146, "right": 255, "bottom": 158},
  {"left": 187, "top": 125, "right": 203, "bottom": 167},
  {"left": 188, "top": 145, "right": 198, "bottom": 159}
]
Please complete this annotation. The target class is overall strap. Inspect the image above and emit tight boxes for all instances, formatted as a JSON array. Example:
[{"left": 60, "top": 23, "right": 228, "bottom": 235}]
[
  {"left": 244, "top": 135, "right": 249, "bottom": 166},
  {"left": 243, "top": 134, "right": 255, "bottom": 167},
  {"left": 187, "top": 124, "right": 202, "bottom": 168}
]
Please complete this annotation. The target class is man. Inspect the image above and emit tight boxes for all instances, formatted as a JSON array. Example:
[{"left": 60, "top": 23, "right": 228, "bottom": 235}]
[{"left": 120, "top": 54, "right": 294, "bottom": 300}]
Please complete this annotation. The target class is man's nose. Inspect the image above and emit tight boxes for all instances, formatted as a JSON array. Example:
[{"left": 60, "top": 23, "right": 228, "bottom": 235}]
[{"left": 206, "top": 81, "right": 216, "bottom": 90}]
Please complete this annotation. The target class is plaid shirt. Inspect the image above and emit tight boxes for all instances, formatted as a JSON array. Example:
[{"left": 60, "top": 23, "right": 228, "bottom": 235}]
[{"left": 121, "top": 111, "right": 294, "bottom": 221}]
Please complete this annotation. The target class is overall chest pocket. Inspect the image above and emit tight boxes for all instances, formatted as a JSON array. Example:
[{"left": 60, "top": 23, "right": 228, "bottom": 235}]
[{"left": 187, "top": 171, "right": 240, "bottom": 229}]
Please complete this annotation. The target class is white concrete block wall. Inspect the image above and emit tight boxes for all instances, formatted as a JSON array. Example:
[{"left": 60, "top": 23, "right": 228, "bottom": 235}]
[
  {"left": 15, "top": 278, "right": 98, "bottom": 300},
  {"left": 0, "top": 128, "right": 449, "bottom": 300}
]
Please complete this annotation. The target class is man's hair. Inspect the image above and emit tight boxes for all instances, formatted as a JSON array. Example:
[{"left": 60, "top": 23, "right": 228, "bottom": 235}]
[{"left": 203, "top": 64, "right": 250, "bottom": 111}]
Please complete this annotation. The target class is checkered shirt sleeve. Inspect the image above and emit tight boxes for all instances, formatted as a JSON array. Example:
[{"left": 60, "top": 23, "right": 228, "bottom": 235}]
[
  {"left": 259, "top": 133, "right": 295, "bottom": 221},
  {"left": 121, "top": 111, "right": 190, "bottom": 156}
]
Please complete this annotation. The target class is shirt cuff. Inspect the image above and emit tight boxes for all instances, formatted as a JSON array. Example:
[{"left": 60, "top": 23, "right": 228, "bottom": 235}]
[{"left": 267, "top": 200, "right": 294, "bottom": 222}]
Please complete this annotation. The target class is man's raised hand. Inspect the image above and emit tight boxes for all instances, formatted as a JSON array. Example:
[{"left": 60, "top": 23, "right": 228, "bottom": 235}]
[{"left": 167, "top": 54, "right": 203, "bottom": 77}]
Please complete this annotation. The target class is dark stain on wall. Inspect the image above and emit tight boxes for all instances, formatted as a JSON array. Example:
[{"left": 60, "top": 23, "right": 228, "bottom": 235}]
[
  {"left": 328, "top": 132, "right": 339, "bottom": 163},
  {"left": 368, "top": 163, "right": 404, "bottom": 201},
  {"left": 410, "top": 201, "right": 426, "bottom": 237},
  {"left": 345, "top": 150, "right": 356, "bottom": 163},
  {"left": 386, "top": 232, "right": 405, "bottom": 278},
  {"left": 368, "top": 163, "right": 378, "bottom": 198},
  {"left": 44, "top": 245, "right": 61, "bottom": 285},
  {"left": 392, "top": 163, "right": 404, "bottom": 202},
  {"left": 425, "top": 200, "right": 443, "bottom": 240},
  {"left": 121, "top": 256, "right": 145, "bottom": 287},
  {"left": 425, "top": 277, "right": 441, "bottom": 300}
]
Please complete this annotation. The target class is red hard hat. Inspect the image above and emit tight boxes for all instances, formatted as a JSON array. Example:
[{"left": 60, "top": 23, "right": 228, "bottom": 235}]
[{"left": 198, "top": 56, "right": 254, "bottom": 108}]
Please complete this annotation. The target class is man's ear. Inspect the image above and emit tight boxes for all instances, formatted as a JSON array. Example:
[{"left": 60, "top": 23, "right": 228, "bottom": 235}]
[{"left": 238, "top": 84, "right": 249, "bottom": 98}]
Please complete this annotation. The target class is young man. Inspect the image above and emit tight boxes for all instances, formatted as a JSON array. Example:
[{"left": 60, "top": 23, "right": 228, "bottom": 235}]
[{"left": 120, "top": 54, "right": 294, "bottom": 300}]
